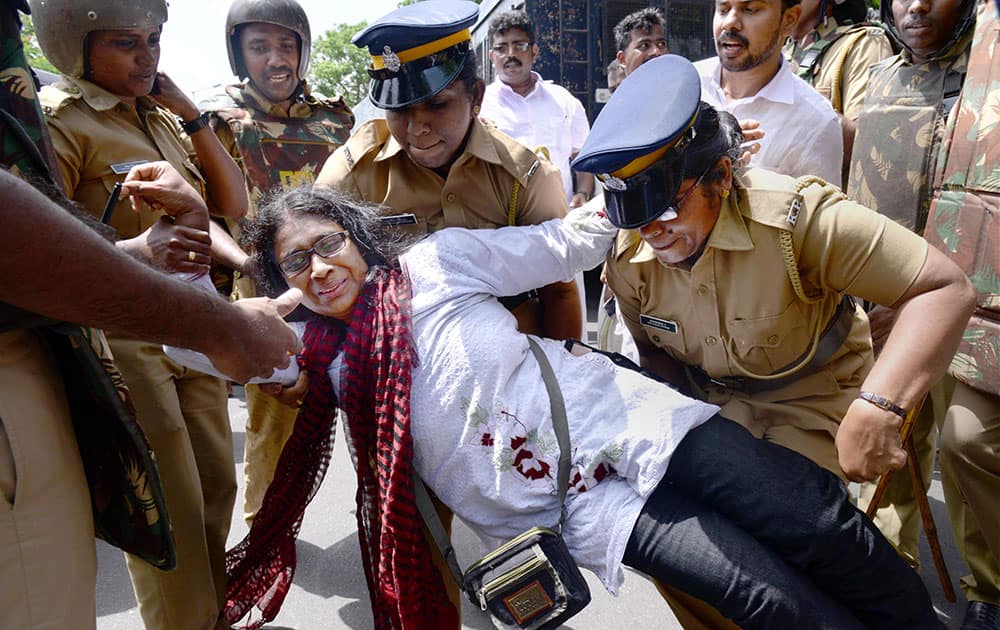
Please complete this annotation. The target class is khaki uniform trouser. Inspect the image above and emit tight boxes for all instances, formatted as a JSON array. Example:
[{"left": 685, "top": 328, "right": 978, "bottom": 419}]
[
  {"left": 0, "top": 330, "right": 96, "bottom": 630},
  {"left": 242, "top": 383, "right": 300, "bottom": 524},
  {"left": 859, "top": 377, "right": 1000, "bottom": 605},
  {"left": 109, "top": 337, "right": 234, "bottom": 630},
  {"left": 941, "top": 381, "right": 1000, "bottom": 604}
]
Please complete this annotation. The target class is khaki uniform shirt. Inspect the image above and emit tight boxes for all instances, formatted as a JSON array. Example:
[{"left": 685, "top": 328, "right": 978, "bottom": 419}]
[
  {"left": 605, "top": 169, "right": 928, "bottom": 443},
  {"left": 786, "top": 20, "right": 894, "bottom": 121},
  {"left": 40, "top": 76, "right": 203, "bottom": 239},
  {"left": 316, "top": 117, "right": 568, "bottom": 235}
]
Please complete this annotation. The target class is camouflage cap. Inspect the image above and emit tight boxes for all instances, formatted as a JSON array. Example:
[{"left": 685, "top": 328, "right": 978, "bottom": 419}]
[
  {"left": 226, "top": 0, "right": 311, "bottom": 80},
  {"left": 28, "top": 0, "right": 167, "bottom": 78}
]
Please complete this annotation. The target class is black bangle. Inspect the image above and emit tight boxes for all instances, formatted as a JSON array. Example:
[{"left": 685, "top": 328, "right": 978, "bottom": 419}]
[
  {"left": 181, "top": 112, "right": 210, "bottom": 134},
  {"left": 858, "top": 391, "right": 907, "bottom": 418}
]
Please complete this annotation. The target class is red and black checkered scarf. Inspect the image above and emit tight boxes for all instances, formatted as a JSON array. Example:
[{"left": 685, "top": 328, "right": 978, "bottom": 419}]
[{"left": 223, "top": 266, "right": 458, "bottom": 629}]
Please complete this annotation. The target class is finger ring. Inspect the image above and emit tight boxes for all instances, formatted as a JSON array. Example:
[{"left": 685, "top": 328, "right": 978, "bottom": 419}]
[{"left": 188, "top": 250, "right": 197, "bottom": 262}]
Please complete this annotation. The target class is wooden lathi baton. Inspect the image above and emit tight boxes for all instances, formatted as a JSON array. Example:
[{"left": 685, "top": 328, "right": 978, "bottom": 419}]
[{"left": 863, "top": 394, "right": 956, "bottom": 602}]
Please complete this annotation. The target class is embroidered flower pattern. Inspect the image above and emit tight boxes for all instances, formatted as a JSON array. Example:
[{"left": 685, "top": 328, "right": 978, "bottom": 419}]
[
  {"left": 461, "top": 398, "right": 624, "bottom": 493},
  {"left": 511, "top": 435, "right": 552, "bottom": 480}
]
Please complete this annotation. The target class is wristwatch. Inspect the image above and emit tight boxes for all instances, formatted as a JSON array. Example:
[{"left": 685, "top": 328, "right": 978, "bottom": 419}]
[
  {"left": 180, "top": 112, "right": 210, "bottom": 135},
  {"left": 858, "top": 391, "right": 907, "bottom": 419}
]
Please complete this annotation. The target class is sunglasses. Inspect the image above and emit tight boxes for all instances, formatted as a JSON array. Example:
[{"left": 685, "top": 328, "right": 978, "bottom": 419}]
[
  {"left": 651, "top": 166, "right": 712, "bottom": 223},
  {"left": 278, "top": 231, "right": 350, "bottom": 277}
]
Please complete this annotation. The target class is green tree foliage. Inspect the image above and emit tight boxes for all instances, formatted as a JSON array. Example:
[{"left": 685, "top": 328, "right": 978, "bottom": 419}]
[
  {"left": 308, "top": 21, "right": 370, "bottom": 107},
  {"left": 20, "top": 14, "right": 57, "bottom": 74}
]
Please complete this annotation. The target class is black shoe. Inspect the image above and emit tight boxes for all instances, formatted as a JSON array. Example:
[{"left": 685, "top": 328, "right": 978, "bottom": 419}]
[{"left": 961, "top": 601, "right": 1000, "bottom": 630}]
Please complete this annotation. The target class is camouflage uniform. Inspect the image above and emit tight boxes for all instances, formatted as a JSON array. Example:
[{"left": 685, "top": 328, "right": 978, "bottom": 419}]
[
  {"left": 848, "top": 19, "right": 978, "bottom": 576},
  {"left": 847, "top": 28, "right": 972, "bottom": 233},
  {"left": 202, "top": 83, "right": 353, "bottom": 219},
  {"left": 202, "top": 81, "right": 353, "bottom": 524},
  {"left": 922, "top": 1, "right": 1000, "bottom": 607}
]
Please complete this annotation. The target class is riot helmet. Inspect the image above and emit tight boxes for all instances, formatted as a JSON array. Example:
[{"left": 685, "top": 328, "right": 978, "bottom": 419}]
[
  {"left": 27, "top": 0, "right": 167, "bottom": 78},
  {"left": 881, "top": 0, "right": 976, "bottom": 59},
  {"left": 226, "top": 0, "right": 311, "bottom": 80}
]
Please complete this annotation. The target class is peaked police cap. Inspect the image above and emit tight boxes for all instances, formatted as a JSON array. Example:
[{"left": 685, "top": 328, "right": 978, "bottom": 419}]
[
  {"left": 353, "top": 0, "right": 479, "bottom": 110},
  {"left": 572, "top": 55, "right": 702, "bottom": 229}
]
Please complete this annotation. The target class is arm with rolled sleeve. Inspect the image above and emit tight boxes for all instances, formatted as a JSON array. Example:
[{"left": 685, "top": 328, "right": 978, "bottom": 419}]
[{"left": 796, "top": 183, "right": 976, "bottom": 481}]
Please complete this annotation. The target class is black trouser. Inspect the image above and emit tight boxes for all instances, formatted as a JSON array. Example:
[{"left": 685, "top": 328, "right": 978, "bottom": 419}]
[{"left": 624, "top": 416, "right": 941, "bottom": 629}]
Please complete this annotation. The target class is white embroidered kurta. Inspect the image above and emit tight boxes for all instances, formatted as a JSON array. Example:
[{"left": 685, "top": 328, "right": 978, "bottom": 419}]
[
  {"left": 167, "top": 204, "right": 719, "bottom": 592},
  {"left": 338, "top": 204, "right": 718, "bottom": 591}
]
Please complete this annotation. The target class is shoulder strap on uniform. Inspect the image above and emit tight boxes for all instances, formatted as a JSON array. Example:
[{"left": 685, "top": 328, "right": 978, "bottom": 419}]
[
  {"left": 38, "top": 82, "right": 81, "bottom": 116},
  {"left": 778, "top": 176, "right": 827, "bottom": 304},
  {"left": 507, "top": 151, "right": 545, "bottom": 226},
  {"left": 795, "top": 24, "right": 851, "bottom": 81},
  {"left": 826, "top": 26, "right": 873, "bottom": 113},
  {"left": 340, "top": 119, "right": 389, "bottom": 173}
]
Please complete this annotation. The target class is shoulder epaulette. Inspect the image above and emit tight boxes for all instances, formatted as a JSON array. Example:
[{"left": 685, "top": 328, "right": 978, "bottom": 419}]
[
  {"left": 340, "top": 118, "right": 390, "bottom": 172},
  {"left": 38, "top": 82, "right": 82, "bottom": 117},
  {"left": 485, "top": 124, "right": 549, "bottom": 184},
  {"left": 737, "top": 168, "right": 810, "bottom": 231}
]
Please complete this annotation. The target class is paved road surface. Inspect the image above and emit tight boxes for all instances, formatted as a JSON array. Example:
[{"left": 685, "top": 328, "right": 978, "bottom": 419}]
[{"left": 96, "top": 390, "right": 972, "bottom": 629}]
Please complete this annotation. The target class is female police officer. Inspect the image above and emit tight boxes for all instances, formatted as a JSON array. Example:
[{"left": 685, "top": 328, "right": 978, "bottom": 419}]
[
  {"left": 582, "top": 55, "right": 975, "bottom": 492},
  {"left": 31, "top": 1, "right": 248, "bottom": 628},
  {"left": 579, "top": 55, "right": 975, "bottom": 627},
  {"left": 316, "top": 0, "right": 581, "bottom": 341}
]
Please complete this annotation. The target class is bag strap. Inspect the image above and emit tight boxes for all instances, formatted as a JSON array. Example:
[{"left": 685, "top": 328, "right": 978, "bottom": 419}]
[
  {"left": 414, "top": 476, "right": 465, "bottom": 586},
  {"left": 414, "top": 336, "right": 572, "bottom": 585},
  {"left": 528, "top": 337, "right": 571, "bottom": 528}
]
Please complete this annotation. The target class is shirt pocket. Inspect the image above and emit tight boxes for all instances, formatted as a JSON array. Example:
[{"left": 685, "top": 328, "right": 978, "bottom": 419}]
[
  {"left": 726, "top": 301, "right": 810, "bottom": 373},
  {"left": 532, "top": 115, "right": 568, "bottom": 152}
]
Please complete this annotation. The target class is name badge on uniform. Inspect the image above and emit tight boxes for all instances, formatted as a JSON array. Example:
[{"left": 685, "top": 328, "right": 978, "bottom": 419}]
[
  {"left": 639, "top": 314, "right": 678, "bottom": 334},
  {"left": 110, "top": 160, "right": 149, "bottom": 175},
  {"left": 380, "top": 213, "right": 418, "bottom": 226}
]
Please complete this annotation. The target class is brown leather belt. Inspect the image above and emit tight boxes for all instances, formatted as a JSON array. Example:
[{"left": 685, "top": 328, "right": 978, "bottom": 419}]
[{"left": 688, "top": 295, "right": 856, "bottom": 395}]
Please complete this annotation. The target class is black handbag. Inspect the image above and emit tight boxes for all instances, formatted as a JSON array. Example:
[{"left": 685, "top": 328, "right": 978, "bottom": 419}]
[{"left": 416, "top": 338, "right": 591, "bottom": 629}]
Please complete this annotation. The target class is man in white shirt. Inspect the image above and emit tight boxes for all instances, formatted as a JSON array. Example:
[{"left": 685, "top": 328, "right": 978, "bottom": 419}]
[
  {"left": 480, "top": 10, "right": 594, "bottom": 208},
  {"left": 695, "top": 0, "right": 843, "bottom": 184}
]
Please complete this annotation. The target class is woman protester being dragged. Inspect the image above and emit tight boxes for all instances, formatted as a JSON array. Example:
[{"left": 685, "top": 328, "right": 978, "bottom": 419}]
[
  {"left": 181, "top": 178, "right": 942, "bottom": 628},
  {"left": 31, "top": 1, "right": 248, "bottom": 628},
  {"left": 316, "top": 0, "right": 582, "bottom": 341}
]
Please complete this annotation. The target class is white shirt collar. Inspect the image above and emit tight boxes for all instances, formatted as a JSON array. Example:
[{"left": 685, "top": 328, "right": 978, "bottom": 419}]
[
  {"left": 702, "top": 57, "right": 796, "bottom": 106},
  {"left": 493, "top": 71, "right": 546, "bottom": 99}
]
